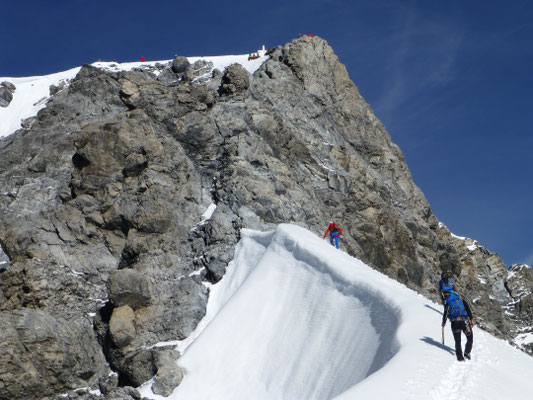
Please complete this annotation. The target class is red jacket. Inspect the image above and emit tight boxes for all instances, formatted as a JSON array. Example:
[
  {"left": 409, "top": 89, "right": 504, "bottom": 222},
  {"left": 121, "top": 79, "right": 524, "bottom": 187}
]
[{"left": 324, "top": 223, "right": 342, "bottom": 238}]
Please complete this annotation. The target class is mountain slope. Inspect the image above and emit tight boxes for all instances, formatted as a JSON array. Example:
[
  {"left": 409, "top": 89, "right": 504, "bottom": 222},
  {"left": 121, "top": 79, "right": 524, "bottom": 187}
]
[
  {"left": 140, "top": 224, "right": 533, "bottom": 400},
  {"left": 1, "top": 36, "right": 531, "bottom": 399}
]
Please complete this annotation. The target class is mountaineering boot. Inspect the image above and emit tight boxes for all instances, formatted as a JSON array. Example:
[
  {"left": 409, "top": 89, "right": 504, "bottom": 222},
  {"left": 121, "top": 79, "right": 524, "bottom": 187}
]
[{"left": 464, "top": 353, "right": 471, "bottom": 360}]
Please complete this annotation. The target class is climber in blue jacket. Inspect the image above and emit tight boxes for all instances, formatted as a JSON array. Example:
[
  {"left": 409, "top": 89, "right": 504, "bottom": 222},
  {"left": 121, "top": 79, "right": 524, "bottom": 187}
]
[{"left": 442, "top": 288, "right": 475, "bottom": 361}]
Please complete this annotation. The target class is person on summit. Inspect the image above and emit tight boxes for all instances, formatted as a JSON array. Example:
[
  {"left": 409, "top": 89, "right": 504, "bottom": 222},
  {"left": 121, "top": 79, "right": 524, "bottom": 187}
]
[
  {"left": 441, "top": 273, "right": 474, "bottom": 361},
  {"left": 323, "top": 221, "right": 342, "bottom": 249}
]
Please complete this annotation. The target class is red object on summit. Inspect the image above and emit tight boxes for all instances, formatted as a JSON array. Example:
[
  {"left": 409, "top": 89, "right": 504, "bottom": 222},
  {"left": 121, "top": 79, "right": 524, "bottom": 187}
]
[{"left": 140, "top": 56, "right": 146, "bottom": 62}]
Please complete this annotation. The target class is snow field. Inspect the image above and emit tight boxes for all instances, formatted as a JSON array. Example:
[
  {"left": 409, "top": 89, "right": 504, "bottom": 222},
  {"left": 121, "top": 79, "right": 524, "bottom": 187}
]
[
  {"left": 139, "top": 224, "right": 533, "bottom": 400},
  {"left": 0, "top": 67, "right": 80, "bottom": 137},
  {"left": 170, "top": 225, "right": 399, "bottom": 400}
]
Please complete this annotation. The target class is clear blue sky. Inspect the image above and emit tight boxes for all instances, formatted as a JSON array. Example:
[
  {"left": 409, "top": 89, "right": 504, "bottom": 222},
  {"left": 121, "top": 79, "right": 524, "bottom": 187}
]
[{"left": 2, "top": 0, "right": 532, "bottom": 266}]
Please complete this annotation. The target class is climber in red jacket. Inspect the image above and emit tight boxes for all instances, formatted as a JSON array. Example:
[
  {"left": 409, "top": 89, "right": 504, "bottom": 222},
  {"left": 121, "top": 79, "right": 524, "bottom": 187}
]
[{"left": 323, "top": 221, "right": 342, "bottom": 249}]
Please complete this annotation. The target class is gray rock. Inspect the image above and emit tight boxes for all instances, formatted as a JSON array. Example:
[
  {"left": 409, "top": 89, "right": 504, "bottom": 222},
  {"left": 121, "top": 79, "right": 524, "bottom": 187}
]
[
  {"left": 107, "top": 269, "right": 152, "bottom": 309},
  {"left": 0, "top": 309, "right": 108, "bottom": 400},
  {"left": 122, "top": 348, "right": 156, "bottom": 387},
  {"left": 0, "top": 86, "right": 13, "bottom": 107},
  {"left": 218, "top": 63, "right": 249, "bottom": 96},
  {"left": 49, "top": 80, "right": 67, "bottom": 95},
  {"left": 151, "top": 348, "right": 184, "bottom": 396},
  {"left": 102, "top": 386, "right": 143, "bottom": 400},
  {"left": 109, "top": 305, "right": 136, "bottom": 348},
  {"left": 171, "top": 56, "right": 191, "bottom": 74},
  {"left": 157, "top": 67, "right": 179, "bottom": 85},
  {"left": 98, "top": 372, "right": 119, "bottom": 396},
  {"left": 193, "top": 60, "right": 209, "bottom": 70},
  {"left": 1, "top": 81, "right": 16, "bottom": 91}
]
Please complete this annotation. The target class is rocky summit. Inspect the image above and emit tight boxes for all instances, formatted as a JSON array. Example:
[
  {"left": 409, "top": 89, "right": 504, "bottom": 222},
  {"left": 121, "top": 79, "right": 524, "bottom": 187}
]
[{"left": 0, "top": 36, "right": 531, "bottom": 399}]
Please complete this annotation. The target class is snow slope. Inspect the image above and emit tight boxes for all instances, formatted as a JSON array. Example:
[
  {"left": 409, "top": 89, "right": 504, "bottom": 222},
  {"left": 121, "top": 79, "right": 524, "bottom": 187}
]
[
  {"left": 140, "top": 224, "right": 533, "bottom": 400},
  {"left": 0, "top": 67, "right": 80, "bottom": 137},
  {"left": 0, "top": 54, "right": 266, "bottom": 138}
]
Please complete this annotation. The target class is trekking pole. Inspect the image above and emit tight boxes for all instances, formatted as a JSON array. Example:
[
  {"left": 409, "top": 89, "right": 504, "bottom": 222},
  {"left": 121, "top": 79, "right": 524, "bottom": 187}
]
[{"left": 441, "top": 325, "right": 445, "bottom": 345}]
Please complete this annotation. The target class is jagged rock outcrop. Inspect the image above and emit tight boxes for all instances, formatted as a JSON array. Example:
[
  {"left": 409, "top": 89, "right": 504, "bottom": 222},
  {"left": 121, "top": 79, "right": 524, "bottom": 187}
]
[
  {"left": 0, "top": 81, "right": 15, "bottom": 107},
  {"left": 218, "top": 63, "right": 250, "bottom": 96},
  {"left": 0, "top": 63, "right": 210, "bottom": 399},
  {"left": 0, "top": 36, "right": 530, "bottom": 398}
]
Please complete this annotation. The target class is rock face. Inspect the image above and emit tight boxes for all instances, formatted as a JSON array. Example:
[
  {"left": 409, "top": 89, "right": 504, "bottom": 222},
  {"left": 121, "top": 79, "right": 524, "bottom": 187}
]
[
  {"left": 0, "top": 36, "right": 531, "bottom": 398},
  {"left": 505, "top": 264, "right": 533, "bottom": 354},
  {"left": 0, "top": 309, "right": 108, "bottom": 400}
]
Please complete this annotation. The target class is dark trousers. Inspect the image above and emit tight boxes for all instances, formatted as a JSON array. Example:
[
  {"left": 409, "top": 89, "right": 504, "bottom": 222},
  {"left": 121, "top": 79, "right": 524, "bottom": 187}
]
[{"left": 451, "top": 318, "right": 473, "bottom": 361}]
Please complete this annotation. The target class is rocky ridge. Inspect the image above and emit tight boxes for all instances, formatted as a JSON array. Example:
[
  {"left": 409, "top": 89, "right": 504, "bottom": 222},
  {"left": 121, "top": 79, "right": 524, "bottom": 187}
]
[{"left": 0, "top": 36, "right": 531, "bottom": 399}]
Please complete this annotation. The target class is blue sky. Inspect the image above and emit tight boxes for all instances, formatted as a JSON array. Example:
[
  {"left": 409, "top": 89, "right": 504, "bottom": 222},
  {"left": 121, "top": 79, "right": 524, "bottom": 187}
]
[{"left": 2, "top": 0, "right": 532, "bottom": 266}]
